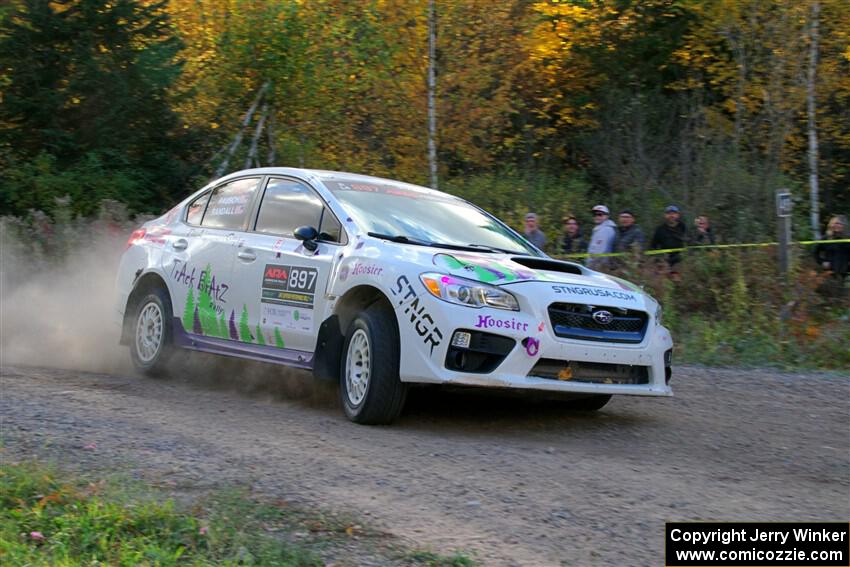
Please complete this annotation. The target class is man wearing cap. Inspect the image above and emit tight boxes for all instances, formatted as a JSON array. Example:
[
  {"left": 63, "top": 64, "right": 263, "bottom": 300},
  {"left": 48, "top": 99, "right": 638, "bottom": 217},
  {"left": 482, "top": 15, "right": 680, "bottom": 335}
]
[
  {"left": 615, "top": 209, "right": 645, "bottom": 253},
  {"left": 523, "top": 212, "right": 547, "bottom": 251},
  {"left": 587, "top": 205, "right": 617, "bottom": 269},
  {"left": 650, "top": 205, "right": 688, "bottom": 268}
]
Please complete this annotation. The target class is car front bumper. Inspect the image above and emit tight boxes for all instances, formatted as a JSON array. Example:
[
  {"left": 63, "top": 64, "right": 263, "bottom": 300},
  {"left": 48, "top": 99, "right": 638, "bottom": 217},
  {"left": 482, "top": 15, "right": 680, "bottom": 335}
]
[{"left": 396, "top": 280, "right": 673, "bottom": 397}]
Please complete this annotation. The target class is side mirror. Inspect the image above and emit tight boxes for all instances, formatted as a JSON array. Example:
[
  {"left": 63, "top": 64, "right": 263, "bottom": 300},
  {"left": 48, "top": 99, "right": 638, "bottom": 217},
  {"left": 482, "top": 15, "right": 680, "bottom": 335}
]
[{"left": 294, "top": 225, "right": 319, "bottom": 251}]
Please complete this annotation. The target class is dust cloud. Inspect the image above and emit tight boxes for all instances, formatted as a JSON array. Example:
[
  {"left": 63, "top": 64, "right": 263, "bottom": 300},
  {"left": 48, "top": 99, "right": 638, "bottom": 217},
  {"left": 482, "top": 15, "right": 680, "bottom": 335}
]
[
  {"left": 0, "top": 204, "right": 335, "bottom": 406},
  {"left": 1, "top": 209, "right": 133, "bottom": 373}
]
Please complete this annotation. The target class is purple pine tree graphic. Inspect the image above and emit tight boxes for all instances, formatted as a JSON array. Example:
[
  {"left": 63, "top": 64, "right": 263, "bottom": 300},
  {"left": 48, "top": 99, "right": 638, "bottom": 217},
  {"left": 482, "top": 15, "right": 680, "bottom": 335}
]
[
  {"left": 228, "top": 309, "right": 239, "bottom": 340},
  {"left": 193, "top": 305, "right": 203, "bottom": 335}
]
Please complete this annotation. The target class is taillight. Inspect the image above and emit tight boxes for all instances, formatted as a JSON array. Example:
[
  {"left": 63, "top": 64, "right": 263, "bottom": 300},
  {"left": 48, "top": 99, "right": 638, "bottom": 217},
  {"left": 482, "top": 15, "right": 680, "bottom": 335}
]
[{"left": 126, "top": 228, "right": 146, "bottom": 248}]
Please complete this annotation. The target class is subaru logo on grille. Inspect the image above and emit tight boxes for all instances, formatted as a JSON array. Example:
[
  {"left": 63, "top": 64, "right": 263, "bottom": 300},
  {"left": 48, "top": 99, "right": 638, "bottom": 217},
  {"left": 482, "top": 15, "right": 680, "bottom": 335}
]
[{"left": 592, "top": 310, "right": 614, "bottom": 325}]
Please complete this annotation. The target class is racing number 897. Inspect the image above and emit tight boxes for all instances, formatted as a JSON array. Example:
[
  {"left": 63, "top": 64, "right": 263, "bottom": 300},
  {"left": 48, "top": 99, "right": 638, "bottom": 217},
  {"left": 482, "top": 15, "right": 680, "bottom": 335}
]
[{"left": 289, "top": 268, "right": 317, "bottom": 292}]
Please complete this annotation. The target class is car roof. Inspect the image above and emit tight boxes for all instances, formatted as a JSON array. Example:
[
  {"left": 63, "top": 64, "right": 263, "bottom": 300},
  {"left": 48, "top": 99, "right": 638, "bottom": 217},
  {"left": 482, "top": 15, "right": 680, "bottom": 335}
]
[{"left": 216, "top": 167, "right": 451, "bottom": 200}]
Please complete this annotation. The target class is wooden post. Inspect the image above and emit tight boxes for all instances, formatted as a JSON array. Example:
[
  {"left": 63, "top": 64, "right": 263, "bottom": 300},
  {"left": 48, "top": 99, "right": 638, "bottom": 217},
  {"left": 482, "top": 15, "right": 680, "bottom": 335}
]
[{"left": 776, "top": 190, "right": 792, "bottom": 343}]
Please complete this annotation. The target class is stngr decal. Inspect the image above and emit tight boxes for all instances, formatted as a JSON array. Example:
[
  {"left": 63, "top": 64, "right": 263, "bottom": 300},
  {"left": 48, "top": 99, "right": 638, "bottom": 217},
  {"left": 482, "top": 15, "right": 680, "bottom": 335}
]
[{"left": 390, "top": 275, "right": 443, "bottom": 355}]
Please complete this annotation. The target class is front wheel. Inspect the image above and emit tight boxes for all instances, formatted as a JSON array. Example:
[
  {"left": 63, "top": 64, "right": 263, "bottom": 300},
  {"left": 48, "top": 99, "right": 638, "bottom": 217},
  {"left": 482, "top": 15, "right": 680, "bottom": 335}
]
[
  {"left": 129, "top": 287, "right": 174, "bottom": 376},
  {"left": 340, "top": 303, "right": 407, "bottom": 424}
]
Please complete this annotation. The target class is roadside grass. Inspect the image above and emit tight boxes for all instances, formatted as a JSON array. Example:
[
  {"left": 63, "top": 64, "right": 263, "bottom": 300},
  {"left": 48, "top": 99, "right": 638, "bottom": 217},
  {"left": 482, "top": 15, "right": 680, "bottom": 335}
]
[{"left": 0, "top": 459, "right": 477, "bottom": 566}]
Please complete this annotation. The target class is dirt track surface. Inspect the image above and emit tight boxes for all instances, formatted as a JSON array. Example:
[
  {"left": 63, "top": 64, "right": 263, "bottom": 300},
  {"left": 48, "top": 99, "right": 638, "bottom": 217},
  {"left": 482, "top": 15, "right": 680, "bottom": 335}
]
[{"left": 2, "top": 363, "right": 848, "bottom": 566}]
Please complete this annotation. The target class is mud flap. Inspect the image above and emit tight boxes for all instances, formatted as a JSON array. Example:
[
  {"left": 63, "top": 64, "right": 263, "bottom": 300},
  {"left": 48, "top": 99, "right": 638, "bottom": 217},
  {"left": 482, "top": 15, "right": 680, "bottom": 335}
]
[{"left": 313, "top": 315, "right": 344, "bottom": 382}]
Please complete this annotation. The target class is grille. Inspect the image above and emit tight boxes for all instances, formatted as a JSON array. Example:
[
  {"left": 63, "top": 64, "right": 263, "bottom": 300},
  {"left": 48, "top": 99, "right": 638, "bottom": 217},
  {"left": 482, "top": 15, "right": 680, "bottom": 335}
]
[
  {"left": 548, "top": 303, "right": 648, "bottom": 343},
  {"left": 529, "top": 359, "right": 649, "bottom": 384}
]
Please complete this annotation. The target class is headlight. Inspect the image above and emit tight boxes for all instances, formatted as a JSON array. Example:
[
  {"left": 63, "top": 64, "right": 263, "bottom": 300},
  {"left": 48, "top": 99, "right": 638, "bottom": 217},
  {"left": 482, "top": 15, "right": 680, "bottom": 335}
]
[
  {"left": 419, "top": 273, "right": 519, "bottom": 311},
  {"left": 655, "top": 302, "right": 663, "bottom": 325}
]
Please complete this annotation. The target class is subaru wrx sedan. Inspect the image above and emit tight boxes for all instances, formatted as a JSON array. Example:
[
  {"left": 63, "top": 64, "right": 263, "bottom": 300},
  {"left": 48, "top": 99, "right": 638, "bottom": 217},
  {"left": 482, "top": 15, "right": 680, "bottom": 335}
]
[{"left": 116, "top": 168, "right": 673, "bottom": 424}]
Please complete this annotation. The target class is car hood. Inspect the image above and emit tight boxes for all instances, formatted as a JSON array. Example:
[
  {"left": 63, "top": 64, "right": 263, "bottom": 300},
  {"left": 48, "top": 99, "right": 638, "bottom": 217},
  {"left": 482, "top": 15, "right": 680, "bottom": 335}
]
[{"left": 428, "top": 251, "right": 644, "bottom": 294}]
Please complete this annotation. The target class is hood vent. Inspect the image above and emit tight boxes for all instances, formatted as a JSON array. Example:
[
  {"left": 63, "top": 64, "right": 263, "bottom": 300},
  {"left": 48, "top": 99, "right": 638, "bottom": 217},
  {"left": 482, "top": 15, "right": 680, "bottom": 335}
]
[{"left": 510, "top": 256, "right": 584, "bottom": 276}]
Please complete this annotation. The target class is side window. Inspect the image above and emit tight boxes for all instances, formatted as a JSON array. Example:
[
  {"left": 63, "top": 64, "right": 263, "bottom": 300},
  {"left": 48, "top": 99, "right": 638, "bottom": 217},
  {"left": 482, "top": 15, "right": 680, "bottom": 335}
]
[
  {"left": 255, "top": 178, "right": 324, "bottom": 237},
  {"left": 201, "top": 178, "right": 259, "bottom": 230},
  {"left": 186, "top": 191, "right": 210, "bottom": 225},
  {"left": 318, "top": 208, "right": 343, "bottom": 243}
]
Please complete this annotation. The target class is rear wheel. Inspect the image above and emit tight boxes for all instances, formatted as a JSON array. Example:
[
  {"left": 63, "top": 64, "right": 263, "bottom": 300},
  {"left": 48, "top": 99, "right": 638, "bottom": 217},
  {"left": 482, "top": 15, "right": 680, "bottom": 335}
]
[
  {"left": 340, "top": 302, "right": 407, "bottom": 424},
  {"left": 129, "top": 287, "right": 173, "bottom": 376}
]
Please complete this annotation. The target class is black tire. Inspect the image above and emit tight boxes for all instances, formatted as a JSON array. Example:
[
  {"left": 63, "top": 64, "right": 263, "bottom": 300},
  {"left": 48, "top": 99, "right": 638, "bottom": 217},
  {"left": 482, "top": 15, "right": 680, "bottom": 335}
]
[
  {"left": 129, "top": 286, "right": 174, "bottom": 376},
  {"left": 339, "top": 302, "right": 407, "bottom": 424},
  {"left": 565, "top": 394, "right": 612, "bottom": 411}
]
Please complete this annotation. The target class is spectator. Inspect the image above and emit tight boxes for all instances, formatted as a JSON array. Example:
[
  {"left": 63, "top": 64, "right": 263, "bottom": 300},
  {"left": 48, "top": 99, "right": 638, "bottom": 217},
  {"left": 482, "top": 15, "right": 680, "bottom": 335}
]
[
  {"left": 650, "top": 205, "right": 688, "bottom": 269},
  {"left": 615, "top": 209, "right": 645, "bottom": 253},
  {"left": 587, "top": 205, "right": 617, "bottom": 270},
  {"left": 692, "top": 215, "right": 716, "bottom": 246},
  {"left": 814, "top": 215, "right": 849, "bottom": 293},
  {"left": 560, "top": 216, "right": 587, "bottom": 255},
  {"left": 523, "top": 212, "right": 547, "bottom": 251}
]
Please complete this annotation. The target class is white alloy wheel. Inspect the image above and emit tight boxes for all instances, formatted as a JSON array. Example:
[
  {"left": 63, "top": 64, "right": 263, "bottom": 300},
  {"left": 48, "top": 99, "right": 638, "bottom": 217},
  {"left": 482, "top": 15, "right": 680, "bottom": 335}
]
[
  {"left": 135, "top": 301, "right": 164, "bottom": 363},
  {"left": 345, "top": 328, "right": 371, "bottom": 406}
]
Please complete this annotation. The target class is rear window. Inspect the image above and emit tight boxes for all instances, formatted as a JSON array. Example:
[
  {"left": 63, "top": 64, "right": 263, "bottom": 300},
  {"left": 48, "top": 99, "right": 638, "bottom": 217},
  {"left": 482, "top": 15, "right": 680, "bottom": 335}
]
[
  {"left": 186, "top": 191, "right": 210, "bottom": 225},
  {"left": 201, "top": 178, "right": 260, "bottom": 230}
]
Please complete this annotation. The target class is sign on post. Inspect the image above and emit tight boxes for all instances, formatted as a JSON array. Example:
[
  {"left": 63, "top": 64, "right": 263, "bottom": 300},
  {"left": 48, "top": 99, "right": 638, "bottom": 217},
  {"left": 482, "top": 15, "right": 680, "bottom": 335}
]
[{"left": 776, "top": 191, "right": 793, "bottom": 217}]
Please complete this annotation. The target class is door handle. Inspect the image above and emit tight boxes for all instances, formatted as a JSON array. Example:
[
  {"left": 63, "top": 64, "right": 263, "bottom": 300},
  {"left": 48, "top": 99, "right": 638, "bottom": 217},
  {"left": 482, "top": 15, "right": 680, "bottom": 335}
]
[
  {"left": 237, "top": 249, "right": 256, "bottom": 262},
  {"left": 172, "top": 238, "right": 188, "bottom": 251}
]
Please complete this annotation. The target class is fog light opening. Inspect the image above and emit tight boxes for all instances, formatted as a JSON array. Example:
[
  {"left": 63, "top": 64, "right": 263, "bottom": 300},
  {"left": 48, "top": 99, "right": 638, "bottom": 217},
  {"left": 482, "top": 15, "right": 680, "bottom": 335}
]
[
  {"left": 453, "top": 351, "right": 467, "bottom": 368},
  {"left": 451, "top": 331, "right": 472, "bottom": 349}
]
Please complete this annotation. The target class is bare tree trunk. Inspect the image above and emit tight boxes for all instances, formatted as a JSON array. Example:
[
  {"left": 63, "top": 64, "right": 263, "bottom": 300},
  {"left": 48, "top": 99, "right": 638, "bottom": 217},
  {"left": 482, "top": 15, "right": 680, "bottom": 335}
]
[
  {"left": 427, "top": 0, "right": 438, "bottom": 189},
  {"left": 266, "top": 112, "right": 276, "bottom": 165},
  {"left": 807, "top": 1, "right": 821, "bottom": 239},
  {"left": 245, "top": 103, "right": 269, "bottom": 169},
  {"left": 215, "top": 81, "right": 270, "bottom": 178}
]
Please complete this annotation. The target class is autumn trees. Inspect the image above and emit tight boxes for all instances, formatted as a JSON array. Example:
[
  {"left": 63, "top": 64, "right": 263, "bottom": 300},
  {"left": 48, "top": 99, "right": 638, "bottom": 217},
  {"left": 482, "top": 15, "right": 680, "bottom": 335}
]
[
  {"left": 0, "top": 0, "right": 847, "bottom": 239},
  {"left": 0, "top": 0, "right": 189, "bottom": 215}
]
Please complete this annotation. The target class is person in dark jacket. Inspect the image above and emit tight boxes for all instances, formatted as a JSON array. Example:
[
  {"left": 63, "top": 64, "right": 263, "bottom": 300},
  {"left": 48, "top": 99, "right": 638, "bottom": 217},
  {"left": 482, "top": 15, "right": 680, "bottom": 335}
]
[
  {"left": 692, "top": 215, "right": 716, "bottom": 246},
  {"left": 815, "top": 215, "right": 849, "bottom": 294},
  {"left": 523, "top": 212, "right": 547, "bottom": 251},
  {"left": 615, "top": 209, "right": 645, "bottom": 253},
  {"left": 560, "top": 216, "right": 587, "bottom": 255},
  {"left": 650, "top": 205, "right": 688, "bottom": 269}
]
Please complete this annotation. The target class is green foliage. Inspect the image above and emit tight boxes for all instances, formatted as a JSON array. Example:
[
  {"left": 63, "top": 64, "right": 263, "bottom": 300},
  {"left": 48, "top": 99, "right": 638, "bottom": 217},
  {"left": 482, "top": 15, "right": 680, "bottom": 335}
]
[
  {"left": 0, "top": 0, "right": 190, "bottom": 216},
  {"left": 0, "top": 460, "right": 322, "bottom": 566},
  {"left": 274, "top": 327, "right": 285, "bottom": 349},
  {"left": 444, "top": 171, "right": 592, "bottom": 251},
  {"left": 595, "top": 247, "right": 850, "bottom": 369},
  {"left": 0, "top": 151, "right": 142, "bottom": 217},
  {"left": 406, "top": 549, "right": 478, "bottom": 567},
  {"left": 255, "top": 323, "right": 266, "bottom": 346}
]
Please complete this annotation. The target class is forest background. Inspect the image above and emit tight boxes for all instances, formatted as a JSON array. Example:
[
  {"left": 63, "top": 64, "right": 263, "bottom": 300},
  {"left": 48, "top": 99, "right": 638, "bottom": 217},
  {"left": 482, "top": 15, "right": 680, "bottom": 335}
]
[{"left": 1, "top": 0, "right": 848, "bottom": 368}]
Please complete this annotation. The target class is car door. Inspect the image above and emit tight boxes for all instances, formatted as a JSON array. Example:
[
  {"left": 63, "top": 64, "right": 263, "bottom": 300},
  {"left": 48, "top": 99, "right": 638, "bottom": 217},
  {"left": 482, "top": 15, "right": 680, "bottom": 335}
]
[
  {"left": 228, "top": 176, "right": 344, "bottom": 352},
  {"left": 167, "top": 176, "right": 261, "bottom": 340}
]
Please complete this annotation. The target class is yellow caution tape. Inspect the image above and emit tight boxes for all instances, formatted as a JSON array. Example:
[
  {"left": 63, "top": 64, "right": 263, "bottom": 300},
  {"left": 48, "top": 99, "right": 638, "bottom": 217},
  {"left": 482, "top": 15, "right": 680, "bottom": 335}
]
[{"left": 558, "top": 239, "right": 850, "bottom": 260}]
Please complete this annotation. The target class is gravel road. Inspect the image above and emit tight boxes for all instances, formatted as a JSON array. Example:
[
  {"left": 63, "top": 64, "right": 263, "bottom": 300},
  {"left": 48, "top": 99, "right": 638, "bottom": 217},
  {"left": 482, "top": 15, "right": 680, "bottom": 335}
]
[{"left": 2, "top": 363, "right": 848, "bottom": 566}]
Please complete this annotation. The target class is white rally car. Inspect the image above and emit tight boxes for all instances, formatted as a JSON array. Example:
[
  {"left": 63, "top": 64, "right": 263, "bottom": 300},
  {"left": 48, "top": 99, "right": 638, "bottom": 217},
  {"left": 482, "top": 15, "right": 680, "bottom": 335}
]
[{"left": 116, "top": 168, "right": 673, "bottom": 424}]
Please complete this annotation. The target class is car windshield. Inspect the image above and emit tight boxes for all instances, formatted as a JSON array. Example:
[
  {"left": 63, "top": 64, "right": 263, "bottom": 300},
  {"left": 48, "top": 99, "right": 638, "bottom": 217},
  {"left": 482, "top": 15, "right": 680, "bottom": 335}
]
[{"left": 325, "top": 179, "right": 540, "bottom": 256}]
